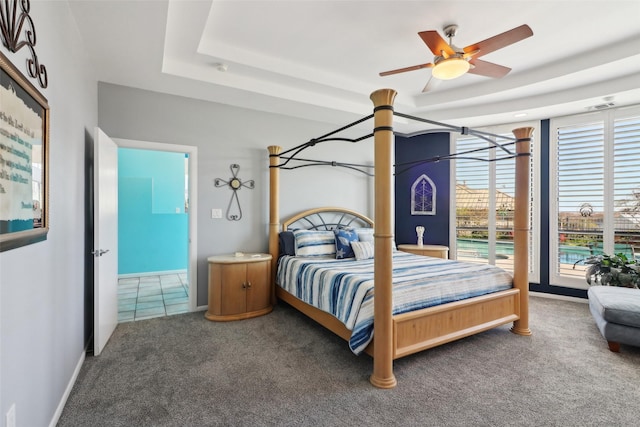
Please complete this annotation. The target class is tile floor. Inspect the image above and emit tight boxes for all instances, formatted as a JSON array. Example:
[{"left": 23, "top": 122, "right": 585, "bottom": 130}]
[{"left": 118, "top": 271, "right": 189, "bottom": 323}]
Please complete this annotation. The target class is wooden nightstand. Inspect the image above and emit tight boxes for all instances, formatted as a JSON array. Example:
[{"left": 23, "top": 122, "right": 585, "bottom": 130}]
[
  {"left": 398, "top": 244, "right": 449, "bottom": 259},
  {"left": 205, "top": 253, "right": 273, "bottom": 321}
]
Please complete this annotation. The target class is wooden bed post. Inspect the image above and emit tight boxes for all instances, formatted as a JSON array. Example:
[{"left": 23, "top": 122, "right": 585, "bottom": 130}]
[
  {"left": 510, "top": 127, "right": 533, "bottom": 336},
  {"left": 268, "top": 145, "right": 282, "bottom": 305},
  {"left": 369, "top": 88, "right": 398, "bottom": 389}
]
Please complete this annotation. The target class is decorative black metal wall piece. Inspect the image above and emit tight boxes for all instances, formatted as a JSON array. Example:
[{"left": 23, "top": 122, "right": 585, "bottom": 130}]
[
  {"left": 215, "top": 164, "right": 254, "bottom": 221},
  {"left": 0, "top": 0, "right": 47, "bottom": 88}
]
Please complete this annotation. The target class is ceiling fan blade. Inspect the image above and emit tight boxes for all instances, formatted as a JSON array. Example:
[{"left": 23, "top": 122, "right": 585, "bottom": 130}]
[
  {"left": 468, "top": 59, "right": 512, "bottom": 78},
  {"left": 463, "top": 24, "right": 533, "bottom": 58},
  {"left": 379, "top": 62, "right": 433, "bottom": 77},
  {"left": 422, "top": 76, "right": 441, "bottom": 93},
  {"left": 418, "top": 30, "right": 455, "bottom": 57}
]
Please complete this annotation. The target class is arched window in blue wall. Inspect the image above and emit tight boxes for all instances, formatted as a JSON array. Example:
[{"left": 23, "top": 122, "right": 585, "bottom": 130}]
[{"left": 411, "top": 174, "right": 436, "bottom": 215}]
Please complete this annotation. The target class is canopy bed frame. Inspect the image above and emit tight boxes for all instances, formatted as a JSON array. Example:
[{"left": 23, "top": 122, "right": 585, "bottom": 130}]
[{"left": 267, "top": 88, "right": 533, "bottom": 389}]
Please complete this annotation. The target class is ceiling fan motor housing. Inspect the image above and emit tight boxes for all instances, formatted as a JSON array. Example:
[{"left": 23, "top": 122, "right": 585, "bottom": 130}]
[{"left": 443, "top": 24, "right": 459, "bottom": 39}]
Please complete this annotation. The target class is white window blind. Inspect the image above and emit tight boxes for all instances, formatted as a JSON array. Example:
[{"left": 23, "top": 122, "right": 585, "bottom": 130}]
[
  {"left": 495, "top": 145, "right": 516, "bottom": 273},
  {"left": 455, "top": 136, "right": 491, "bottom": 265},
  {"left": 614, "top": 115, "right": 640, "bottom": 260},
  {"left": 556, "top": 121, "right": 605, "bottom": 283},
  {"left": 550, "top": 107, "right": 640, "bottom": 288}
]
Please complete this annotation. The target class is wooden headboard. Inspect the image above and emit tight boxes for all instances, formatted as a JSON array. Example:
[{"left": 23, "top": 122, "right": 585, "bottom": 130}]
[{"left": 282, "top": 207, "right": 373, "bottom": 231}]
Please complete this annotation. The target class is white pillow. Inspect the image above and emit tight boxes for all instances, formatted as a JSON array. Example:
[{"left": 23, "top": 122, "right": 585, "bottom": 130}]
[
  {"left": 293, "top": 230, "right": 336, "bottom": 257},
  {"left": 354, "top": 228, "right": 397, "bottom": 251},
  {"left": 355, "top": 228, "right": 374, "bottom": 243},
  {"left": 351, "top": 241, "right": 374, "bottom": 260}
]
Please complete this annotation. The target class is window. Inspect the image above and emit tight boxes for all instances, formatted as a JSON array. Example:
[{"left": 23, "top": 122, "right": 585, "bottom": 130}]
[
  {"left": 453, "top": 123, "right": 538, "bottom": 281},
  {"left": 550, "top": 107, "right": 640, "bottom": 288}
]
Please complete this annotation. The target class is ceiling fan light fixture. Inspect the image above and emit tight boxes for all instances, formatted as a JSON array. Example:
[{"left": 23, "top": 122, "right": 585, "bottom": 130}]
[{"left": 432, "top": 57, "right": 470, "bottom": 80}]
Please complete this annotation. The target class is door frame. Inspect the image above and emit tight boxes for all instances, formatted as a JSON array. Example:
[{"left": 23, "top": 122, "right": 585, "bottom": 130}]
[{"left": 114, "top": 138, "right": 198, "bottom": 312}]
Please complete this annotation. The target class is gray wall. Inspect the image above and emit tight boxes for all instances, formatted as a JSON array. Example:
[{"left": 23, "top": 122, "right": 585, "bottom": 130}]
[
  {"left": 98, "top": 83, "right": 375, "bottom": 306},
  {"left": 0, "top": 2, "right": 98, "bottom": 426}
]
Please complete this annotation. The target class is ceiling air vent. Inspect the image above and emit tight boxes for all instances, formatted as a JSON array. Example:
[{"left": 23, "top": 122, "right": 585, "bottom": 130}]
[{"left": 588, "top": 102, "right": 615, "bottom": 110}]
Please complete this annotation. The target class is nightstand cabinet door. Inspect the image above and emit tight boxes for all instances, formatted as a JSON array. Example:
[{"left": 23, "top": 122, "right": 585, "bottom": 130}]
[
  {"left": 218, "top": 263, "right": 249, "bottom": 315},
  {"left": 245, "top": 261, "right": 270, "bottom": 313}
]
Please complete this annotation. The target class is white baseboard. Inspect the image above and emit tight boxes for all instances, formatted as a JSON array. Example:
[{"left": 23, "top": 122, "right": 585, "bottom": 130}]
[
  {"left": 49, "top": 350, "right": 85, "bottom": 427},
  {"left": 195, "top": 304, "right": 208, "bottom": 312},
  {"left": 118, "top": 269, "right": 186, "bottom": 279},
  {"left": 530, "top": 291, "right": 588, "bottom": 304}
]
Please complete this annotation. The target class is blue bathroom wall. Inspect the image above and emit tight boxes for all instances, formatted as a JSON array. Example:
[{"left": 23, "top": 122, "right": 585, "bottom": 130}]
[
  {"left": 118, "top": 148, "right": 188, "bottom": 274},
  {"left": 395, "top": 133, "right": 450, "bottom": 247}
]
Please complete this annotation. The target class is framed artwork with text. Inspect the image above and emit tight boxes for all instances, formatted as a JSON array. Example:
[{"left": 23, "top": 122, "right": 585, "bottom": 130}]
[{"left": 0, "top": 50, "right": 49, "bottom": 252}]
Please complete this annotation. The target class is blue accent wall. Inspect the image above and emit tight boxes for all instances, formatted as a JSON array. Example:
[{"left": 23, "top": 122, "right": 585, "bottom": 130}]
[
  {"left": 395, "top": 133, "right": 450, "bottom": 247},
  {"left": 118, "top": 148, "right": 188, "bottom": 274}
]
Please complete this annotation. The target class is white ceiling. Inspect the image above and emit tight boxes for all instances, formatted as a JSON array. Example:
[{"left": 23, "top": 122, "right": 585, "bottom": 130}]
[{"left": 69, "top": 0, "right": 640, "bottom": 133}]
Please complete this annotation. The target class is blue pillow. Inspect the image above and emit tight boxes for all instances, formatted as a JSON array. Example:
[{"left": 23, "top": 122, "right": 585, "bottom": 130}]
[
  {"left": 334, "top": 228, "right": 359, "bottom": 259},
  {"left": 279, "top": 231, "right": 296, "bottom": 257}
]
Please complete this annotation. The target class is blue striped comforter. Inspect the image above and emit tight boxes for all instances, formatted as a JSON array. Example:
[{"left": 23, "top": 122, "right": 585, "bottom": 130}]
[{"left": 277, "top": 251, "right": 513, "bottom": 354}]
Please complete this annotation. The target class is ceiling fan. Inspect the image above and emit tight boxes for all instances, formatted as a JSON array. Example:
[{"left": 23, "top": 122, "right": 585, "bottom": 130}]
[{"left": 379, "top": 24, "right": 533, "bottom": 92}]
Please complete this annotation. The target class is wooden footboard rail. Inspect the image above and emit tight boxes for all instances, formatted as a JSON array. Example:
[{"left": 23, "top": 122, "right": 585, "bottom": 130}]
[
  {"left": 392, "top": 288, "right": 520, "bottom": 358},
  {"left": 276, "top": 286, "right": 520, "bottom": 360}
]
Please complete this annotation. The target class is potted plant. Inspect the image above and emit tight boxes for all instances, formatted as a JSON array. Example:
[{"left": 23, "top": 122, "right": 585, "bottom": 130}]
[{"left": 581, "top": 253, "right": 640, "bottom": 288}]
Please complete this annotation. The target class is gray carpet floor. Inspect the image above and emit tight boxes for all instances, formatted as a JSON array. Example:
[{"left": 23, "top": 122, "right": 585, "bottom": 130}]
[{"left": 58, "top": 296, "right": 640, "bottom": 427}]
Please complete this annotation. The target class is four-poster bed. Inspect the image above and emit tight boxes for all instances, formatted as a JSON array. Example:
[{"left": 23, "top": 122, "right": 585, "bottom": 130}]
[{"left": 267, "top": 88, "right": 533, "bottom": 389}]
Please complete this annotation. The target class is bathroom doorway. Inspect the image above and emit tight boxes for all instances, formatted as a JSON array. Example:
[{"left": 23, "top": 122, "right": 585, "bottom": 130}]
[{"left": 114, "top": 139, "right": 198, "bottom": 322}]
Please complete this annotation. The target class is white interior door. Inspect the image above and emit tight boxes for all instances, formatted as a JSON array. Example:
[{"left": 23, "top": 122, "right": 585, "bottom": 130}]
[{"left": 94, "top": 127, "right": 119, "bottom": 355}]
